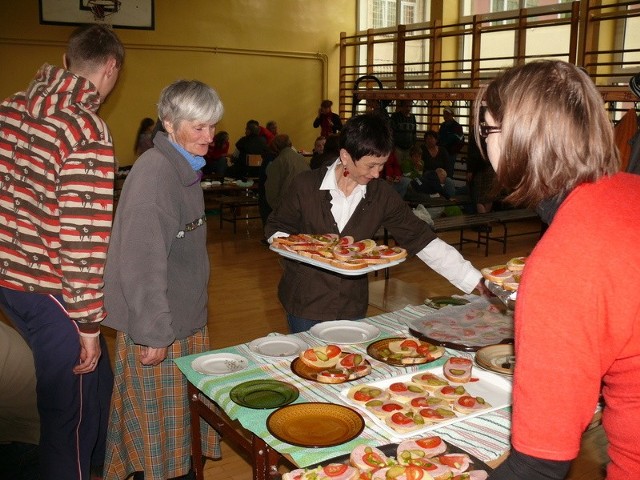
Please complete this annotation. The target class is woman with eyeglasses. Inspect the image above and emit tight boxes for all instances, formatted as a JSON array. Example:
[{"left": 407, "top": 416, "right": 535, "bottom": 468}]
[
  {"left": 478, "top": 61, "right": 640, "bottom": 479},
  {"left": 102, "top": 80, "right": 224, "bottom": 480}
]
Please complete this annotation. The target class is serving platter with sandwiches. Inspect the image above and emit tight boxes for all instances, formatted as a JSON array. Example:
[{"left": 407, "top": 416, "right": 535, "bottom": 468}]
[
  {"left": 291, "top": 345, "right": 373, "bottom": 384},
  {"left": 340, "top": 357, "right": 512, "bottom": 439},
  {"left": 270, "top": 233, "right": 407, "bottom": 275},
  {"left": 367, "top": 337, "right": 445, "bottom": 366},
  {"left": 282, "top": 434, "right": 492, "bottom": 479}
]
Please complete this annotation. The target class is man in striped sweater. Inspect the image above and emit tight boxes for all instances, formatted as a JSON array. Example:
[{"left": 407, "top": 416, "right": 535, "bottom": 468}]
[{"left": 0, "top": 24, "right": 124, "bottom": 480}]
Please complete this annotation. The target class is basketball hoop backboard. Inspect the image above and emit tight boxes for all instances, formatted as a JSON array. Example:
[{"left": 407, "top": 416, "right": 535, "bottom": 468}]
[{"left": 39, "top": 0, "right": 154, "bottom": 30}]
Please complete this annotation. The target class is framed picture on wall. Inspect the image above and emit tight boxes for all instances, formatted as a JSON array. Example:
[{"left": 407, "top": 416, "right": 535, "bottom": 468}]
[{"left": 39, "top": 0, "right": 154, "bottom": 30}]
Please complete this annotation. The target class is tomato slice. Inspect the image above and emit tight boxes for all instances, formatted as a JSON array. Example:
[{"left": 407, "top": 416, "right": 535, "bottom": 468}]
[
  {"left": 440, "top": 385, "right": 455, "bottom": 395},
  {"left": 449, "top": 357, "right": 472, "bottom": 366},
  {"left": 400, "top": 339, "right": 419, "bottom": 350},
  {"left": 438, "top": 454, "right": 466, "bottom": 469},
  {"left": 405, "top": 465, "right": 427, "bottom": 480},
  {"left": 391, "top": 412, "right": 413, "bottom": 425},
  {"left": 416, "top": 345, "right": 432, "bottom": 357},
  {"left": 352, "top": 241, "right": 367, "bottom": 251},
  {"left": 410, "top": 397, "right": 429, "bottom": 408},
  {"left": 325, "top": 345, "right": 342, "bottom": 359},
  {"left": 339, "top": 235, "right": 354, "bottom": 246},
  {"left": 302, "top": 350, "right": 318, "bottom": 362},
  {"left": 382, "top": 402, "right": 404, "bottom": 412},
  {"left": 322, "top": 463, "right": 349, "bottom": 477},
  {"left": 458, "top": 395, "right": 476, "bottom": 408},
  {"left": 418, "top": 408, "right": 442, "bottom": 419},
  {"left": 389, "top": 382, "right": 408, "bottom": 392},
  {"left": 416, "top": 436, "right": 443, "bottom": 449},
  {"left": 353, "top": 390, "right": 373, "bottom": 402},
  {"left": 339, "top": 353, "right": 363, "bottom": 368}
]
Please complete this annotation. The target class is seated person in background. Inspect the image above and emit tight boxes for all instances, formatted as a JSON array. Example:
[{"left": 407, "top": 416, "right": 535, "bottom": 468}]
[
  {"left": 310, "top": 133, "right": 340, "bottom": 169},
  {"left": 265, "top": 134, "right": 310, "bottom": 211},
  {"left": 406, "top": 168, "right": 459, "bottom": 218},
  {"left": 383, "top": 150, "right": 411, "bottom": 198},
  {"left": 421, "top": 129, "right": 449, "bottom": 172},
  {"left": 309, "top": 136, "right": 326, "bottom": 167},
  {"left": 312, "top": 136, "right": 326, "bottom": 155},
  {"left": 228, "top": 120, "right": 267, "bottom": 179},
  {"left": 399, "top": 144, "right": 424, "bottom": 179},
  {"left": 203, "top": 130, "right": 229, "bottom": 178}
]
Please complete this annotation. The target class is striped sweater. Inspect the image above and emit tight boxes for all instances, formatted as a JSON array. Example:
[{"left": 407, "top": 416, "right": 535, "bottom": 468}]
[{"left": 0, "top": 63, "right": 114, "bottom": 332}]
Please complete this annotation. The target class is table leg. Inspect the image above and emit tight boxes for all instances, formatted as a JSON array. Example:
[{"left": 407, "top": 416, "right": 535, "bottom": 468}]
[
  {"left": 188, "top": 383, "right": 205, "bottom": 480},
  {"left": 252, "top": 436, "right": 281, "bottom": 479},
  {"left": 187, "top": 381, "right": 285, "bottom": 480}
]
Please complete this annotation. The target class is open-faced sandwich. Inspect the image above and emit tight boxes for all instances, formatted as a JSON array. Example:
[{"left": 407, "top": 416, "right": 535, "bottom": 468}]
[
  {"left": 415, "top": 406, "right": 457, "bottom": 424},
  {"left": 364, "top": 399, "right": 406, "bottom": 419},
  {"left": 298, "top": 346, "right": 372, "bottom": 384},
  {"left": 384, "top": 410, "right": 426, "bottom": 434},
  {"left": 443, "top": 357, "right": 473, "bottom": 383},
  {"left": 480, "top": 265, "right": 513, "bottom": 285},
  {"left": 397, "top": 435, "right": 448, "bottom": 462},
  {"left": 299, "top": 345, "right": 342, "bottom": 369},
  {"left": 411, "top": 372, "right": 450, "bottom": 391},
  {"left": 347, "top": 385, "right": 388, "bottom": 404},
  {"left": 453, "top": 395, "right": 492, "bottom": 415},
  {"left": 373, "top": 337, "right": 445, "bottom": 365},
  {"left": 349, "top": 445, "right": 390, "bottom": 472}
]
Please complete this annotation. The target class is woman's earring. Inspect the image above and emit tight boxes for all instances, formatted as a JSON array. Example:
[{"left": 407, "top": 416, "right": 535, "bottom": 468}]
[{"left": 343, "top": 165, "right": 350, "bottom": 177}]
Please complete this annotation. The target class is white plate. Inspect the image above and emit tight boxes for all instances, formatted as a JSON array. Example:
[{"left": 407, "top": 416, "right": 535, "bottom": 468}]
[
  {"left": 191, "top": 353, "right": 248, "bottom": 375},
  {"left": 309, "top": 320, "right": 380, "bottom": 344},
  {"left": 269, "top": 246, "right": 405, "bottom": 276},
  {"left": 340, "top": 365, "right": 512, "bottom": 440},
  {"left": 248, "top": 336, "right": 309, "bottom": 358}
]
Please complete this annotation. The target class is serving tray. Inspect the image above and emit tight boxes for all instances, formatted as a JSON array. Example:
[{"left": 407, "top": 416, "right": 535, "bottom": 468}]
[
  {"left": 270, "top": 245, "right": 405, "bottom": 276},
  {"left": 340, "top": 366, "right": 512, "bottom": 439}
]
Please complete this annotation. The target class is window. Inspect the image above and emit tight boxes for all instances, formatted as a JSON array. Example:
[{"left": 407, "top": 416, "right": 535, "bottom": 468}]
[{"left": 360, "top": 0, "right": 428, "bottom": 31}]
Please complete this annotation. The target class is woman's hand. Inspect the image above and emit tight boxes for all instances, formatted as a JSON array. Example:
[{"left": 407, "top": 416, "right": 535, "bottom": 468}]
[
  {"left": 474, "top": 279, "right": 492, "bottom": 297},
  {"left": 139, "top": 346, "right": 169, "bottom": 366}
]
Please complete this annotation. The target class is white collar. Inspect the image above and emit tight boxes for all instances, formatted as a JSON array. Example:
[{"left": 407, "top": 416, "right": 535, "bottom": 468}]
[{"left": 320, "top": 159, "right": 367, "bottom": 197}]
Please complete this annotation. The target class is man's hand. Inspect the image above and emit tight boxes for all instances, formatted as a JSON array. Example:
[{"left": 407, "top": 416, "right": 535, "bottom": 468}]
[
  {"left": 139, "top": 346, "right": 168, "bottom": 366},
  {"left": 73, "top": 334, "right": 101, "bottom": 375}
]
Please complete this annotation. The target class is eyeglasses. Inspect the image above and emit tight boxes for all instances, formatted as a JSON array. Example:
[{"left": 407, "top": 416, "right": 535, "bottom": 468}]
[{"left": 479, "top": 123, "right": 501, "bottom": 138}]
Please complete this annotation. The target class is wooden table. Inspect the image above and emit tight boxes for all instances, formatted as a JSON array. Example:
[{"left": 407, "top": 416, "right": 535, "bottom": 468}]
[
  {"left": 177, "top": 301, "right": 514, "bottom": 480},
  {"left": 188, "top": 384, "right": 284, "bottom": 480}
]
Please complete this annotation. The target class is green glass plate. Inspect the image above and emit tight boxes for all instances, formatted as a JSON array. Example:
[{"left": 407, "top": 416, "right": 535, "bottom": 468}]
[{"left": 230, "top": 379, "right": 299, "bottom": 409}]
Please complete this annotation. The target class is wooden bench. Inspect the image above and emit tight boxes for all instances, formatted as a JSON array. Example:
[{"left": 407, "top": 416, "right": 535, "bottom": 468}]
[
  {"left": 216, "top": 195, "right": 261, "bottom": 233},
  {"left": 489, "top": 209, "right": 544, "bottom": 254},
  {"left": 432, "top": 213, "right": 496, "bottom": 256},
  {"left": 431, "top": 208, "right": 543, "bottom": 256}
]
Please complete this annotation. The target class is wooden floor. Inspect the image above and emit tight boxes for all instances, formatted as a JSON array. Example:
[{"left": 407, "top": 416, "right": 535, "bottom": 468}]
[{"left": 102, "top": 209, "right": 609, "bottom": 480}]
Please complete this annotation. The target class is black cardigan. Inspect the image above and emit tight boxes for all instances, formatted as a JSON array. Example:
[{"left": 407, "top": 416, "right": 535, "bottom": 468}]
[{"left": 265, "top": 166, "right": 436, "bottom": 321}]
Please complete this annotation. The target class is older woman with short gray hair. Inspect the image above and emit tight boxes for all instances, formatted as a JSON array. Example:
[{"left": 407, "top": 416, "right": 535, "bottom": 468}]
[{"left": 102, "top": 79, "right": 223, "bottom": 480}]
